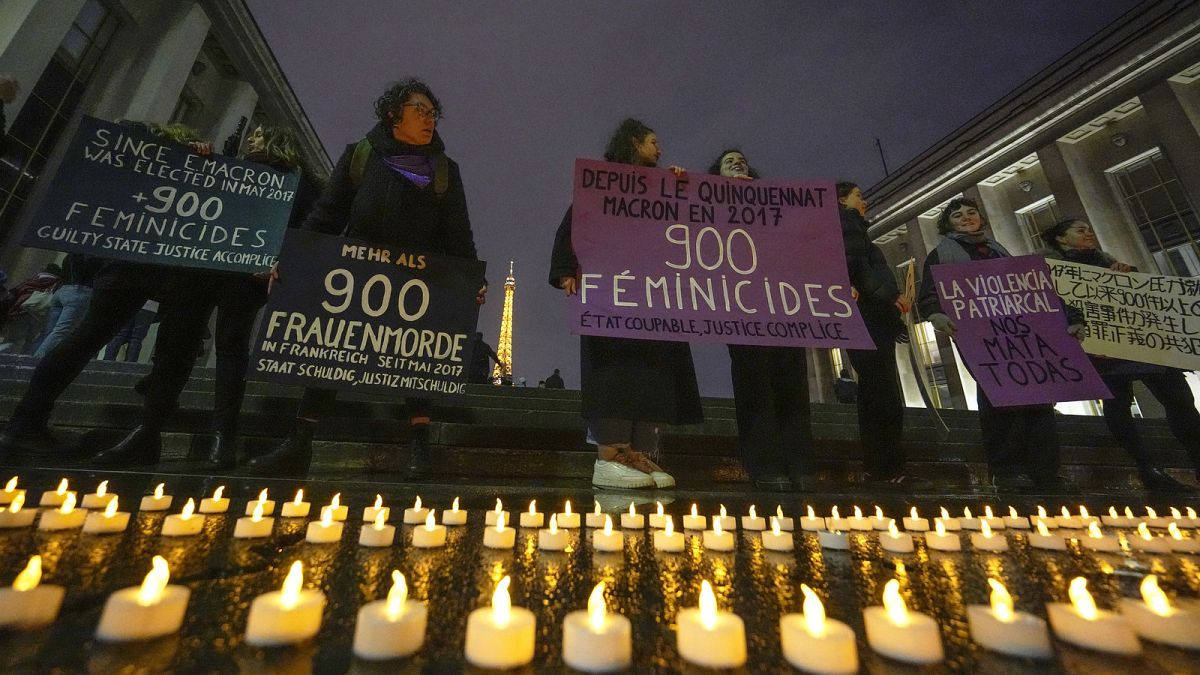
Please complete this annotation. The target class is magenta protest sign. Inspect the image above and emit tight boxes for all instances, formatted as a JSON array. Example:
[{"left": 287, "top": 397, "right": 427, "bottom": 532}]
[
  {"left": 931, "top": 255, "right": 1110, "bottom": 407},
  {"left": 569, "top": 158, "right": 873, "bottom": 348}
]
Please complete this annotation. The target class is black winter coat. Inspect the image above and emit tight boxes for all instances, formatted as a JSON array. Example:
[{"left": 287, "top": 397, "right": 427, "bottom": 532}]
[
  {"left": 841, "top": 208, "right": 904, "bottom": 348},
  {"left": 549, "top": 207, "right": 703, "bottom": 425}
]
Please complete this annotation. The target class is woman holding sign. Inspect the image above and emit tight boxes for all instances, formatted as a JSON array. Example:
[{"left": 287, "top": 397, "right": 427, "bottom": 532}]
[
  {"left": 1040, "top": 219, "right": 1198, "bottom": 493},
  {"left": 549, "top": 118, "right": 701, "bottom": 489}
]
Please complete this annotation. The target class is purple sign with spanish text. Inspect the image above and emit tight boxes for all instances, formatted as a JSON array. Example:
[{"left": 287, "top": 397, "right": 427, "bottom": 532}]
[
  {"left": 932, "top": 255, "right": 1110, "bottom": 407},
  {"left": 569, "top": 158, "right": 873, "bottom": 348}
]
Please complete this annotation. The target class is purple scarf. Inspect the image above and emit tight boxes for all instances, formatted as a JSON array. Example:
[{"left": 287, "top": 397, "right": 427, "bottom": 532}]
[{"left": 381, "top": 154, "right": 433, "bottom": 187}]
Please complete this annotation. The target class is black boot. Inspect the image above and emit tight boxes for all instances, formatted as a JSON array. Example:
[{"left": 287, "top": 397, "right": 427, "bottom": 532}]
[
  {"left": 407, "top": 425, "right": 431, "bottom": 479},
  {"left": 1140, "top": 467, "right": 1197, "bottom": 493},
  {"left": 92, "top": 426, "right": 162, "bottom": 467},
  {"left": 246, "top": 423, "right": 313, "bottom": 477},
  {"left": 205, "top": 432, "right": 237, "bottom": 471},
  {"left": 0, "top": 424, "right": 60, "bottom": 458}
]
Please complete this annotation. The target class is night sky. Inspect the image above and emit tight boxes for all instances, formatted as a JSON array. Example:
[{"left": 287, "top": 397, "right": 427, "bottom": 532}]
[{"left": 247, "top": 0, "right": 1139, "bottom": 397}]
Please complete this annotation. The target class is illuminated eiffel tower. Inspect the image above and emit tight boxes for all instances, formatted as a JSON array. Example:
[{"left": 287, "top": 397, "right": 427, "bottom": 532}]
[{"left": 492, "top": 260, "right": 515, "bottom": 385}]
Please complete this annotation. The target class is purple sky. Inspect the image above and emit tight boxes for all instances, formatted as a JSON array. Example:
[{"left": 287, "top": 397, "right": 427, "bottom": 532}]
[{"left": 247, "top": 0, "right": 1138, "bottom": 397}]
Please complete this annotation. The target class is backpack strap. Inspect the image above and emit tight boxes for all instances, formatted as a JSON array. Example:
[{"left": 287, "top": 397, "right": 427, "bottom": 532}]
[{"left": 349, "top": 138, "right": 372, "bottom": 190}]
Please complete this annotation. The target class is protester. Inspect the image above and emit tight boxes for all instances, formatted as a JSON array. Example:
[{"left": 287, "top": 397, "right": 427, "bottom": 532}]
[
  {"left": 919, "top": 197, "right": 1078, "bottom": 491},
  {"left": 33, "top": 254, "right": 102, "bottom": 358},
  {"left": 834, "top": 368, "right": 858, "bottom": 404},
  {"left": 246, "top": 78, "right": 485, "bottom": 478},
  {"left": 101, "top": 301, "right": 157, "bottom": 362},
  {"left": 469, "top": 332, "right": 502, "bottom": 384},
  {"left": 0, "top": 264, "right": 62, "bottom": 354},
  {"left": 1040, "top": 218, "right": 1198, "bottom": 492},
  {"left": 839, "top": 182, "right": 931, "bottom": 490},
  {"left": 544, "top": 368, "right": 565, "bottom": 389},
  {"left": 549, "top": 118, "right": 701, "bottom": 489}
]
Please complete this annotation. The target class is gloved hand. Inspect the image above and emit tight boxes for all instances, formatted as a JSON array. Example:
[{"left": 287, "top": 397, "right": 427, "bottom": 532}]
[
  {"left": 928, "top": 313, "right": 957, "bottom": 337},
  {"left": 1067, "top": 323, "right": 1087, "bottom": 342}
]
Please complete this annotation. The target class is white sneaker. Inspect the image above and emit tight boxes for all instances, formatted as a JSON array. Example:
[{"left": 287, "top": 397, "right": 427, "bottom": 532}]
[
  {"left": 592, "top": 459, "right": 655, "bottom": 489},
  {"left": 648, "top": 471, "right": 675, "bottom": 489}
]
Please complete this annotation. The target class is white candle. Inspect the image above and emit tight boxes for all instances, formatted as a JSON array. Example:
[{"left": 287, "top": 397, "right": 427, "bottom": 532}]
[
  {"left": 38, "top": 493, "right": 85, "bottom": 531},
  {"left": 442, "top": 497, "right": 467, "bottom": 526},
  {"left": 1056, "top": 506, "right": 1083, "bottom": 530},
  {"left": 234, "top": 500, "right": 274, "bottom": 539},
  {"left": 818, "top": 530, "right": 849, "bottom": 550},
  {"left": 305, "top": 506, "right": 344, "bottom": 543},
  {"left": 966, "top": 579, "right": 1052, "bottom": 659},
  {"left": 1143, "top": 506, "right": 1169, "bottom": 529},
  {"left": 702, "top": 517, "right": 735, "bottom": 551},
  {"left": 979, "top": 506, "right": 1005, "bottom": 531},
  {"left": 95, "top": 556, "right": 190, "bottom": 642},
  {"left": 585, "top": 500, "right": 606, "bottom": 528},
  {"left": 83, "top": 496, "right": 130, "bottom": 534},
  {"left": 562, "top": 582, "right": 632, "bottom": 673},
  {"left": 0, "top": 556, "right": 64, "bottom": 628},
  {"left": 1080, "top": 522, "right": 1120, "bottom": 552},
  {"left": 0, "top": 476, "right": 24, "bottom": 506},
  {"left": 773, "top": 506, "right": 794, "bottom": 531},
  {"left": 801, "top": 505, "right": 825, "bottom": 532},
  {"left": 924, "top": 520, "right": 961, "bottom": 552},
  {"left": 970, "top": 520, "right": 1009, "bottom": 552},
  {"left": 245, "top": 561, "right": 326, "bottom": 646},
  {"left": 483, "top": 512, "right": 515, "bottom": 549},
  {"left": 39, "top": 478, "right": 74, "bottom": 508},
  {"left": 591, "top": 515, "right": 623, "bottom": 552},
  {"left": 324, "top": 493, "right": 348, "bottom": 522},
  {"left": 881, "top": 521, "right": 914, "bottom": 553},
  {"left": 620, "top": 502, "right": 644, "bottom": 529},
  {"left": 361, "top": 494, "right": 388, "bottom": 523},
  {"left": 280, "top": 489, "right": 310, "bottom": 518},
  {"left": 762, "top": 517, "right": 794, "bottom": 552},
  {"left": 1033, "top": 506, "right": 1057, "bottom": 529},
  {"left": 681, "top": 503, "right": 706, "bottom": 531},
  {"left": 780, "top": 584, "right": 858, "bottom": 675},
  {"left": 538, "top": 514, "right": 569, "bottom": 551},
  {"left": 1028, "top": 519, "right": 1067, "bottom": 551},
  {"left": 139, "top": 483, "right": 172, "bottom": 512},
  {"left": 870, "top": 506, "right": 893, "bottom": 531},
  {"left": 519, "top": 499, "right": 544, "bottom": 528},
  {"left": 903, "top": 507, "right": 929, "bottom": 532},
  {"left": 935, "top": 507, "right": 961, "bottom": 531},
  {"left": 161, "top": 499, "right": 204, "bottom": 537},
  {"left": 1167, "top": 523, "right": 1200, "bottom": 553},
  {"left": 863, "top": 579, "right": 943, "bottom": 664},
  {"left": 1046, "top": 577, "right": 1141, "bottom": 655},
  {"left": 0, "top": 493, "right": 35, "bottom": 529},
  {"left": 1118, "top": 575, "right": 1200, "bottom": 651},
  {"left": 465, "top": 576, "right": 535, "bottom": 669},
  {"left": 484, "top": 498, "right": 509, "bottom": 527},
  {"left": 713, "top": 504, "right": 735, "bottom": 532},
  {"left": 81, "top": 480, "right": 116, "bottom": 510},
  {"left": 198, "top": 486, "right": 229, "bottom": 514},
  {"left": 677, "top": 580, "right": 746, "bottom": 669},
  {"left": 653, "top": 516, "right": 684, "bottom": 552},
  {"left": 961, "top": 506, "right": 981, "bottom": 531},
  {"left": 825, "top": 506, "right": 850, "bottom": 532},
  {"left": 403, "top": 496, "right": 429, "bottom": 525},
  {"left": 1003, "top": 506, "right": 1030, "bottom": 530},
  {"left": 556, "top": 500, "right": 580, "bottom": 529},
  {"left": 412, "top": 511, "right": 446, "bottom": 547},
  {"left": 245, "top": 489, "right": 274, "bottom": 515},
  {"left": 359, "top": 510, "right": 397, "bottom": 548},
  {"left": 353, "top": 571, "right": 426, "bottom": 660},
  {"left": 1101, "top": 506, "right": 1137, "bottom": 528},
  {"left": 847, "top": 505, "right": 872, "bottom": 531},
  {"left": 648, "top": 501, "right": 668, "bottom": 529},
  {"left": 741, "top": 505, "right": 766, "bottom": 531},
  {"left": 1167, "top": 507, "right": 1197, "bottom": 528},
  {"left": 1129, "top": 523, "right": 1171, "bottom": 554},
  {"left": 1078, "top": 505, "right": 1099, "bottom": 528}
]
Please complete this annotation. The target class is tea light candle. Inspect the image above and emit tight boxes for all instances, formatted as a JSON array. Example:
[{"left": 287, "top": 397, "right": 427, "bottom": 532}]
[
  {"left": 702, "top": 516, "right": 735, "bottom": 551},
  {"left": 95, "top": 556, "right": 190, "bottom": 642},
  {"left": 714, "top": 504, "right": 736, "bottom": 531},
  {"left": 592, "top": 515, "right": 623, "bottom": 552},
  {"left": 411, "top": 510, "right": 445, "bottom": 548},
  {"left": 620, "top": 502, "right": 644, "bottom": 529},
  {"left": 981, "top": 506, "right": 1006, "bottom": 530},
  {"left": 465, "top": 576, "right": 536, "bottom": 669},
  {"left": 245, "top": 489, "right": 274, "bottom": 515},
  {"left": 741, "top": 505, "right": 766, "bottom": 531},
  {"left": 825, "top": 506, "right": 850, "bottom": 532},
  {"left": 1143, "top": 506, "right": 1169, "bottom": 529},
  {"left": 198, "top": 486, "right": 229, "bottom": 514},
  {"left": 562, "top": 582, "right": 632, "bottom": 673},
  {"left": 961, "top": 506, "right": 982, "bottom": 531},
  {"left": 359, "top": 510, "right": 396, "bottom": 548},
  {"left": 970, "top": 520, "right": 1009, "bottom": 552},
  {"left": 653, "top": 516, "right": 684, "bottom": 552},
  {"left": 1056, "top": 506, "right": 1083, "bottom": 529},
  {"left": 234, "top": 500, "right": 274, "bottom": 539},
  {"left": 870, "top": 506, "right": 894, "bottom": 531},
  {"left": 362, "top": 494, "right": 388, "bottom": 523},
  {"left": 1167, "top": 523, "right": 1200, "bottom": 553},
  {"left": 280, "top": 489, "right": 310, "bottom": 518},
  {"left": 1080, "top": 522, "right": 1120, "bottom": 552},
  {"left": 353, "top": 571, "right": 426, "bottom": 660},
  {"left": 780, "top": 584, "right": 858, "bottom": 675},
  {"left": 773, "top": 506, "right": 794, "bottom": 531},
  {"left": 762, "top": 517, "right": 794, "bottom": 552},
  {"left": 484, "top": 498, "right": 509, "bottom": 526},
  {"left": 1003, "top": 506, "right": 1030, "bottom": 530},
  {"left": 585, "top": 500, "right": 606, "bottom": 528},
  {"left": 847, "top": 505, "right": 872, "bottom": 531},
  {"left": 83, "top": 496, "right": 129, "bottom": 534},
  {"left": 924, "top": 519, "right": 962, "bottom": 552},
  {"left": 935, "top": 507, "right": 961, "bottom": 531},
  {"left": 39, "top": 478, "right": 75, "bottom": 508},
  {"left": 519, "top": 499, "right": 544, "bottom": 528},
  {"left": 818, "top": 529, "right": 849, "bottom": 551},
  {"left": 139, "top": 483, "right": 171, "bottom": 512},
  {"left": 682, "top": 503, "right": 707, "bottom": 531},
  {"left": 442, "top": 497, "right": 467, "bottom": 525},
  {"left": 81, "top": 480, "right": 116, "bottom": 510},
  {"left": 483, "top": 512, "right": 515, "bottom": 549},
  {"left": 1118, "top": 575, "right": 1200, "bottom": 650},
  {"left": 38, "top": 492, "right": 85, "bottom": 531},
  {"left": 538, "top": 514, "right": 569, "bottom": 551},
  {"left": 0, "top": 476, "right": 24, "bottom": 506},
  {"left": 1102, "top": 506, "right": 1137, "bottom": 528},
  {"left": 1028, "top": 519, "right": 1067, "bottom": 551},
  {"left": 305, "top": 506, "right": 344, "bottom": 543},
  {"left": 648, "top": 501, "right": 668, "bottom": 529},
  {"left": 801, "top": 505, "right": 825, "bottom": 531},
  {"left": 864, "top": 579, "right": 943, "bottom": 664},
  {"left": 966, "top": 579, "right": 1052, "bottom": 659},
  {"left": 903, "top": 507, "right": 929, "bottom": 532},
  {"left": 1180, "top": 507, "right": 1199, "bottom": 528},
  {"left": 403, "top": 496, "right": 429, "bottom": 525},
  {"left": 1129, "top": 523, "right": 1171, "bottom": 554},
  {"left": 881, "top": 521, "right": 914, "bottom": 553},
  {"left": 0, "top": 493, "right": 35, "bottom": 529},
  {"left": 245, "top": 561, "right": 326, "bottom": 646},
  {"left": 1032, "top": 506, "right": 1057, "bottom": 529},
  {"left": 1168, "top": 507, "right": 1197, "bottom": 528},
  {"left": 677, "top": 580, "right": 746, "bottom": 669},
  {"left": 1078, "top": 505, "right": 1099, "bottom": 527},
  {"left": 0, "top": 556, "right": 65, "bottom": 628},
  {"left": 556, "top": 500, "right": 580, "bottom": 529},
  {"left": 1046, "top": 577, "right": 1141, "bottom": 655},
  {"left": 325, "top": 493, "right": 348, "bottom": 521},
  {"left": 161, "top": 499, "right": 204, "bottom": 537}
]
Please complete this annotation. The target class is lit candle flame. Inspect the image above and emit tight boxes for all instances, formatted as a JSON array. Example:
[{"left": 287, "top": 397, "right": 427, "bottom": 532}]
[
  {"left": 981, "top": 519, "right": 993, "bottom": 538},
  {"left": 910, "top": 507, "right": 919, "bottom": 520},
  {"left": 1140, "top": 575, "right": 1172, "bottom": 617},
  {"left": 10, "top": 492, "right": 25, "bottom": 513},
  {"left": 549, "top": 513, "right": 558, "bottom": 535},
  {"left": 137, "top": 556, "right": 170, "bottom": 606},
  {"left": 180, "top": 498, "right": 195, "bottom": 520},
  {"left": 421, "top": 510, "right": 435, "bottom": 530},
  {"left": 664, "top": 515, "right": 673, "bottom": 537},
  {"left": 988, "top": 578, "right": 1014, "bottom": 623},
  {"left": 1079, "top": 505, "right": 1089, "bottom": 519},
  {"left": 373, "top": 494, "right": 382, "bottom": 509},
  {"left": 628, "top": 502, "right": 635, "bottom": 517},
  {"left": 213, "top": 486, "right": 225, "bottom": 500},
  {"left": 13, "top": 555, "right": 41, "bottom": 591},
  {"left": 935, "top": 519, "right": 946, "bottom": 536},
  {"left": 376, "top": 510, "right": 389, "bottom": 531},
  {"left": 320, "top": 505, "right": 333, "bottom": 527},
  {"left": 1137, "top": 522, "right": 1153, "bottom": 541},
  {"left": 1109, "top": 506, "right": 1118, "bottom": 518},
  {"left": 777, "top": 505, "right": 784, "bottom": 519},
  {"left": 603, "top": 514, "right": 613, "bottom": 536},
  {"left": 1170, "top": 507, "right": 1182, "bottom": 519},
  {"left": 699, "top": 580, "right": 718, "bottom": 630},
  {"left": 280, "top": 560, "right": 303, "bottom": 610},
  {"left": 771, "top": 517, "right": 780, "bottom": 536},
  {"left": 565, "top": 500, "right": 572, "bottom": 516},
  {"left": 1068, "top": 577, "right": 1097, "bottom": 620},
  {"left": 56, "top": 478, "right": 68, "bottom": 496},
  {"left": 104, "top": 495, "right": 119, "bottom": 518},
  {"left": 153, "top": 483, "right": 164, "bottom": 499},
  {"left": 853, "top": 505, "right": 862, "bottom": 519},
  {"left": 528, "top": 499, "right": 536, "bottom": 515},
  {"left": 887, "top": 521, "right": 900, "bottom": 538},
  {"left": 293, "top": 489, "right": 304, "bottom": 505},
  {"left": 96, "top": 480, "right": 108, "bottom": 497},
  {"left": 656, "top": 501, "right": 664, "bottom": 516},
  {"left": 588, "top": 582, "right": 607, "bottom": 631},
  {"left": 413, "top": 496, "right": 423, "bottom": 511},
  {"left": 831, "top": 506, "right": 840, "bottom": 519},
  {"left": 257, "top": 488, "right": 268, "bottom": 503},
  {"left": 1188, "top": 507, "right": 1197, "bottom": 519},
  {"left": 720, "top": 504, "right": 727, "bottom": 519},
  {"left": 1061, "top": 506, "right": 1070, "bottom": 519},
  {"left": 59, "top": 492, "right": 76, "bottom": 514},
  {"left": 251, "top": 500, "right": 264, "bottom": 522},
  {"left": 940, "top": 506, "right": 950, "bottom": 520},
  {"left": 749, "top": 505, "right": 757, "bottom": 519},
  {"left": 3, "top": 477, "right": 15, "bottom": 492},
  {"left": 452, "top": 497, "right": 461, "bottom": 512},
  {"left": 1087, "top": 522, "right": 1103, "bottom": 538},
  {"left": 1168, "top": 523, "right": 1183, "bottom": 541},
  {"left": 495, "top": 511, "right": 506, "bottom": 532},
  {"left": 385, "top": 570, "right": 407, "bottom": 621},
  {"left": 595, "top": 500, "right": 602, "bottom": 515},
  {"left": 714, "top": 516, "right": 723, "bottom": 537},
  {"left": 494, "top": 498, "right": 502, "bottom": 513},
  {"left": 963, "top": 506, "right": 972, "bottom": 519},
  {"left": 1008, "top": 506, "right": 1018, "bottom": 519},
  {"left": 984, "top": 505, "right": 994, "bottom": 519},
  {"left": 1146, "top": 506, "right": 1157, "bottom": 519},
  {"left": 808, "top": 505, "right": 816, "bottom": 519},
  {"left": 1037, "top": 519, "right": 1050, "bottom": 536},
  {"left": 1038, "top": 505, "right": 1048, "bottom": 518},
  {"left": 875, "top": 506, "right": 884, "bottom": 520},
  {"left": 330, "top": 493, "right": 340, "bottom": 509},
  {"left": 800, "top": 584, "right": 825, "bottom": 637},
  {"left": 882, "top": 579, "right": 908, "bottom": 626},
  {"left": 1125, "top": 506, "right": 1135, "bottom": 519},
  {"left": 492, "top": 576, "right": 512, "bottom": 627}
]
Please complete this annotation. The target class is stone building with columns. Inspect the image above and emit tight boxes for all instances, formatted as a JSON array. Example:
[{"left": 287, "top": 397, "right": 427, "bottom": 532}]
[
  {"left": 0, "top": 0, "right": 330, "bottom": 284},
  {"left": 853, "top": 0, "right": 1200, "bottom": 414}
]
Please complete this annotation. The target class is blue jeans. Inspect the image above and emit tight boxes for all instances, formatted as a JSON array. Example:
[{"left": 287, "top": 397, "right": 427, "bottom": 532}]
[{"left": 33, "top": 285, "right": 93, "bottom": 358}]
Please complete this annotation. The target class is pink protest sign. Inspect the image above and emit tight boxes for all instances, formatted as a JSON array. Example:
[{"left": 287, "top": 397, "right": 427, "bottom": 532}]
[
  {"left": 569, "top": 158, "right": 873, "bottom": 348},
  {"left": 931, "top": 255, "right": 1110, "bottom": 407}
]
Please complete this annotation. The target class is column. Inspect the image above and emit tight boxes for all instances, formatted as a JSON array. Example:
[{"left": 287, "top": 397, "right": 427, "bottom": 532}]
[
  {"left": 973, "top": 183, "right": 1028, "bottom": 254},
  {"left": 1141, "top": 80, "right": 1200, "bottom": 212},
  {"left": 808, "top": 350, "right": 835, "bottom": 404},
  {"left": 0, "top": 0, "right": 87, "bottom": 119},
  {"left": 206, "top": 79, "right": 257, "bottom": 151}
]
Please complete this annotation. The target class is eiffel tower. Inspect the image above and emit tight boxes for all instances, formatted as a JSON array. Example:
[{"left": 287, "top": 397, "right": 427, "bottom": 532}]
[{"left": 491, "top": 260, "right": 515, "bottom": 385}]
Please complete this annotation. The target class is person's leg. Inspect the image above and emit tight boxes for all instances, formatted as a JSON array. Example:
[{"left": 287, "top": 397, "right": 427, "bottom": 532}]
[
  {"left": 774, "top": 347, "right": 813, "bottom": 483},
  {"left": 1143, "top": 370, "right": 1200, "bottom": 468},
  {"left": 626, "top": 420, "right": 674, "bottom": 488},
  {"left": 848, "top": 347, "right": 907, "bottom": 479},
  {"left": 1021, "top": 404, "right": 1061, "bottom": 481},
  {"left": 978, "top": 388, "right": 1027, "bottom": 488},
  {"left": 210, "top": 278, "right": 267, "bottom": 437},
  {"left": 32, "top": 291, "right": 64, "bottom": 356},
  {"left": 406, "top": 397, "right": 434, "bottom": 478},
  {"left": 590, "top": 417, "right": 653, "bottom": 488},
  {"left": 1099, "top": 375, "right": 1149, "bottom": 468},
  {"left": 124, "top": 310, "right": 154, "bottom": 362},
  {"left": 33, "top": 285, "right": 92, "bottom": 358},
  {"left": 103, "top": 320, "right": 133, "bottom": 360},
  {"left": 729, "top": 345, "right": 787, "bottom": 482},
  {"left": 245, "top": 387, "right": 338, "bottom": 476}
]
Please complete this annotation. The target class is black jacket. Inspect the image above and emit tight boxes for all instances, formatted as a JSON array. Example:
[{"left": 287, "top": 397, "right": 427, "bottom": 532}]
[{"left": 841, "top": 208, "right": 904, "bottom": 348}]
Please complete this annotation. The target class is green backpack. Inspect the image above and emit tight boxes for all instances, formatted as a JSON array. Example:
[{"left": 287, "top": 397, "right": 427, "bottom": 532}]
[{"left": 348, "top": 139, "right": 449, "bottom": 197}]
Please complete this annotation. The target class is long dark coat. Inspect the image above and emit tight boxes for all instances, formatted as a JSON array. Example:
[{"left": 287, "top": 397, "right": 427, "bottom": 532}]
[
  {"left": 549, "top": 207, "right": 703, "bottom": 424},
  {"left": 840, "top": 207, "right": 904, "bottom": 349}
]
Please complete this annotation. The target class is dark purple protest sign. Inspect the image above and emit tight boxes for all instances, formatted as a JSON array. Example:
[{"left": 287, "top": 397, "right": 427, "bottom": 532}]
[
  {"left": 569, "top": 158, "right": 873, "bottom": 348},
  {"left": 931, "top": 255, "right": 1110, "bottom": 407}
]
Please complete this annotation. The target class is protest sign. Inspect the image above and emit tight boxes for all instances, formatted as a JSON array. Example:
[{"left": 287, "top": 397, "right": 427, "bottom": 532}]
[
  {"left": 22, "top": 116, "right": 298, "bottom": 273},
  {"left": 1047, "top": 259, "right": 1200, "bottom": 370},
  {"left": 248, "top": 230, "right": 484, "bottom": 398},
  {"left": 932, "top": 255, "right": 1110, "bottom": 406},
  {"left": 569, "top": 158, "right": 873, "bottom": 348}
]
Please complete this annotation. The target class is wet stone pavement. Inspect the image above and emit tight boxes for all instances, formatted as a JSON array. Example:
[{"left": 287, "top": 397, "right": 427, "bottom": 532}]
[{"left": 0, "top": 469, "right": 1197, "bottom": 674}]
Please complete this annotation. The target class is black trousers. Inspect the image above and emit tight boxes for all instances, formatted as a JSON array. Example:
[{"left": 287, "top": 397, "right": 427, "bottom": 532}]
[
  {"left": 977, "top": 388, "right": 1060, "bottom": 477},
  {"left": 729, "top": 345, "right": 812, "bottom": 477},
  {"left": 847, "top": 346, "right": 905, "bottom": 476},
  {"left": 1102, "top": 369, "right": 1200, "bottom": 470}
]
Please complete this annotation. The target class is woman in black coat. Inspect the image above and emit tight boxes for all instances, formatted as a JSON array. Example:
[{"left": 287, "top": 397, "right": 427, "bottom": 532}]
[{"left": 549, "top": 118, "right": 702, "bottom": 489}]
